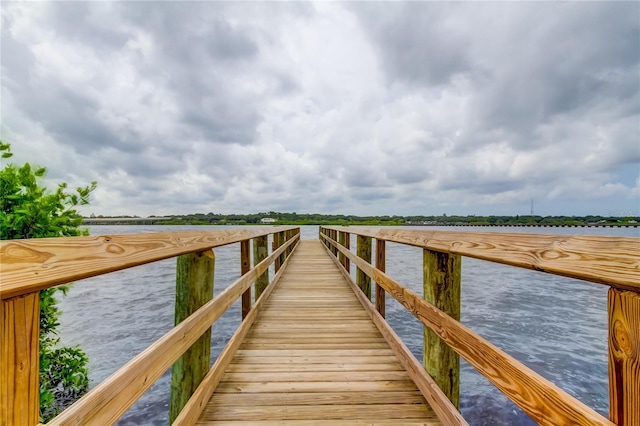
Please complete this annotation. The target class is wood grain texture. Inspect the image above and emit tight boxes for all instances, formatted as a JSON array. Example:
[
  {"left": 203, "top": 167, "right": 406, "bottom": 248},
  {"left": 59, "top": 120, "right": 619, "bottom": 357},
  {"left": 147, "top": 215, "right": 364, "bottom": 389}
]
[
  {"left": 376, "top": 239, "right": 386, "bottom": 318},
  {"left": 423, "top": 249, "right": 461, "bottom": 409},
  {"left": 0, "top": 293, "right": 39, "bottom": 426},
  {"left": 356, "top": 235, "right": 372, "bottom": 299},
  {"left": 253, "top": 235, "right": 269, "bottom": 300},
  {"left": 323, "top": 226, "right": 640, "bottom": 291},
  {"left": 196, "top": 240, "right": 441, "bottom": 425},
  {"left": 609, "top": 288, "right": 640, "bottom": 426},
  {"left": 0, "top": 227, "right": 299, "bottom": 299},
  {"left": 170, "top": 251, "right": 215, "bottom": 423},
  {"left": 322, "top": 232, "right": 614, "bottom": 426},
  {"left": 46, "top": 234, "right": 298, "bottom": 426},
  {"left": 325, "top": 242, "right": 467, "bottom": 426},
  {"left": 240, "top": 241, "right": 251, "bottom": 320},
  {"left": 172, "top": 239, "right": 295, "bottom": 426}
]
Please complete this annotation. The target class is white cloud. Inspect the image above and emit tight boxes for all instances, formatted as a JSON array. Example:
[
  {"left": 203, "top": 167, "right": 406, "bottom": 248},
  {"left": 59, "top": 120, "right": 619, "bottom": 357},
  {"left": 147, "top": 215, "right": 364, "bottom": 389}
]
[{"left": 1, "top": 1, "right": 638, "bottom": 217}]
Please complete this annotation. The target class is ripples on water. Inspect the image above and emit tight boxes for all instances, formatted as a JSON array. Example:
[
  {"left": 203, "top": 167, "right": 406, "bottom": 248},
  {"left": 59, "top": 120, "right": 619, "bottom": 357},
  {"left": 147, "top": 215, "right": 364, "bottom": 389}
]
[{"left": 56, "top": 225, "right": 638, "bottom": 425}]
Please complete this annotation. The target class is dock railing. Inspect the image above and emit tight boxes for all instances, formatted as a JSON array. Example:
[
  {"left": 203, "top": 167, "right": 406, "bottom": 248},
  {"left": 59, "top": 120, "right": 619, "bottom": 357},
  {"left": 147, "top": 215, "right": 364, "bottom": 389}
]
[
  {"left": 320, "top": 226, "right": 639, "bottom": 426},
  {"left": 0, "top": 226, "right": 300, "bottom": 425}
]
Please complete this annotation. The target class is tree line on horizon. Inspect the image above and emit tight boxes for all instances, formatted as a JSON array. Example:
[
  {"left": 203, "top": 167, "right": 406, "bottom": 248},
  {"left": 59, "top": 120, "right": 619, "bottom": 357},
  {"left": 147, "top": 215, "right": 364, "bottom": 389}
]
[{"left": 88, "top": 212, "right": 639, "bottom": 226}]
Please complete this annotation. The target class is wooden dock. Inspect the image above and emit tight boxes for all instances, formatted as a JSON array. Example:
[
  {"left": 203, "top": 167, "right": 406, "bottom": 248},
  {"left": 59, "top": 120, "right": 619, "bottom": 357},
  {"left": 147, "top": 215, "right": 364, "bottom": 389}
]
[
  {"left": 2, "top": 226, "right": 638, "bottom": 425},
  {"left": 197, "top": 240, "right": 440, "bottom": 425}
]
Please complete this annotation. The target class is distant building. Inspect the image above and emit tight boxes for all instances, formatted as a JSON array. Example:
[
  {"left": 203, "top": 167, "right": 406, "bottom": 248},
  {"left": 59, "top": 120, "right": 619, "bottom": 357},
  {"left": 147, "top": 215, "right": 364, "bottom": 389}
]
[{"left": 260, "top": 217, "right": 277, "bottom": 224}]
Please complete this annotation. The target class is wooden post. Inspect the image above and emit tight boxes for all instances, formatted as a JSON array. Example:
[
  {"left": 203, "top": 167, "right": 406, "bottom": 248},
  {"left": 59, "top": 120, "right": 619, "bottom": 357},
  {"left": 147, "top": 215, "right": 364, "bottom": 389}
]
[
  {"left": 273, "top": 233, "right": 281, "bottom": 273},
  {"left": 170, "top": 249, "right": 215, "bottom": 423},
  {"left": 1, "top": 293, "right": 40, "bottom": 426},
  {"left": 344, "top": 232, "right": 350, "bottom": 272},
  {"left": 277, "top": 231, "right": 286, "bottom": 270},
  {"left": 332, "top": 230, "right": 338, "bottom": 256},
  {"left": 356, "top": 235, "right": 372, "bottom": 299},
  {"left": 375, "top": 239, "right": 386, "bottom": 318},
  {"left": 423, "top": 249, "right": 461, "bottom": 409},
  {"left": 253, "top": 235, "right": 269, "bottom": 300},
  {"left": 240, "top": 240, "right": 251, "bottom": 320},
  {"left": 338, "top": 231, "right": 346, "bottom": 269},
  {"left": 608, "top": 288, "right": 640, "bottom": 426}
]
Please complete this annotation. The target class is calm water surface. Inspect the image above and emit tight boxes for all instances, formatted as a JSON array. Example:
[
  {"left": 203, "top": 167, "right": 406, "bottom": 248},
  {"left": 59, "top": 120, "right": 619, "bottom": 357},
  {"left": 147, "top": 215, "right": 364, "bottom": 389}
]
[{"left": 57, "top": 225, "right": 638, "bottom": 425}]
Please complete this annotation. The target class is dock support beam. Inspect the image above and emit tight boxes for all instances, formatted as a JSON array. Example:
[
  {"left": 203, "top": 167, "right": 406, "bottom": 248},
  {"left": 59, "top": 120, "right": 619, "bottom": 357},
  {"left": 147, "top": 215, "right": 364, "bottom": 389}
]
[
  {"left": 0, "top": 293, "right": 40, "bottom": 426},
  {"left": 356, "top": 236, "right": 372, "bottom": 299},
  {"left": 170, "top": 249, "right": 215, "bottom": 423},
  {"left": 609, "top": 288, "right": 640, "bottom": 426},
  {"left": 253, "top": 235, "right": 269, "bottom": 300},
  {"left": 338, "top": 231, "right": 350, "bottom": 272},
  {"left": 240, "top": 240, "right": 251, "bottom": 319},
  {"left": 375, "top": 239, "right": 386, "bottom": 318},
  {"left": 423, "top": 249, "right": 461, "bottom": 409}
]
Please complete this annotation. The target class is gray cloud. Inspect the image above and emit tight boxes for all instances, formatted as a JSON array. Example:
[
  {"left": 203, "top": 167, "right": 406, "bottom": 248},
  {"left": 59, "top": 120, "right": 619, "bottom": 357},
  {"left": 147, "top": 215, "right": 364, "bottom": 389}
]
[{"left": 1, "top": 2, "right": 638, "bottom": 217}]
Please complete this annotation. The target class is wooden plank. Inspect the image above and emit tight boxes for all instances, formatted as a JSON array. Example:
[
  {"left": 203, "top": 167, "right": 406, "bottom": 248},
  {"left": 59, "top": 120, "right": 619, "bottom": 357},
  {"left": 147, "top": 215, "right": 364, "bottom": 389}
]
[
  {"left": 172, "top": 239, "right": 294, "bottom": 426},
  {"left": 323, "top": 226, "right": 640, "bottom": 292},
  {"left": 324, "top": 242, "right": 467, "bottom": 426},
  {"left": 0, "top": 293, "right": 39, "bottom": 426},
  {"left": 197, "top": 240, "right": 440, "bottom": 425},
  {"left": 608, "top": 288, "right": 640, "bottom": 426},
  {"left": 0, "top": 226, "right": 299, "bottom": 299},
  {"left": 424, "top": 248, "right": 461, "bottom": 408},
  {"left": 170, "top": 250, "right": 215, "bottom": 423},
  {"left": 197, "top": 421, "right": 440, "bottom": 426},
  {"left": 47, "top": 234, "right": 298, "bottom": 426},
  {"left": 207, "top": 390, "right": 424, "bottom": 406},
  {"left": 324, "top": 233, "right": 614, "bottom": 426},
  {"left": 198, "top": 403, "right": 434, "bottom": 421}
]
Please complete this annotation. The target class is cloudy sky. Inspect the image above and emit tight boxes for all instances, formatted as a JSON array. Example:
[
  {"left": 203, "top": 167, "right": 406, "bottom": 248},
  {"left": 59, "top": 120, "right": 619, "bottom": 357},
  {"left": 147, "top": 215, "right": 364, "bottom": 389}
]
[{"left": 2, "top": 1, "right": 639, "bottom": 217}]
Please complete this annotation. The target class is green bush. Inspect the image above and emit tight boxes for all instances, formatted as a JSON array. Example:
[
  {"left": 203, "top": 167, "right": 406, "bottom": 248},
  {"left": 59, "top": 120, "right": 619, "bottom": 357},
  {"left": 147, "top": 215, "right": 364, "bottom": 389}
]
[{"left": 1, "top": 141, "right": 96, "bottom": 422}]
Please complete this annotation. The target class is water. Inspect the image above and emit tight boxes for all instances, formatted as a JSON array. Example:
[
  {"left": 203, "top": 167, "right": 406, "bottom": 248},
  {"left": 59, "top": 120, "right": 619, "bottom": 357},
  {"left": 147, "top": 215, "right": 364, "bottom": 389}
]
[{"left": 56, "top": 225, "right": 638, "bottom": 425}]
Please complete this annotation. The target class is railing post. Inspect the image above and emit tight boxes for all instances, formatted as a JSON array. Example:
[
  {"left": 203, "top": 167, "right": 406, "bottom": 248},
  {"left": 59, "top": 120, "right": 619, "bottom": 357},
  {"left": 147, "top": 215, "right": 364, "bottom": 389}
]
[
  {"left": 240, "top": 240, "right": 251, "bottom": 320},
  {"left": 608, "top": 288, "right": 640, "bottom": 426},
  {"left": 273, "top": 232, "right": 281, "bottom": 272},
  {"left": 253, "top": 235, "right": 269, "bottom": 300},
  {"left": 331, "top": 230, "right": 338, "bottom": 256},
  {"left": 344, "top": 232, "right": 350, "bottom": 272},
  {"left": 356, "top": 235, "right": 372, "bottom": 299},
  {"left": 423, "top": 249, "right": 461, "bottom": 409},
  {"left": 375, "top": 239, "right": 386, "bottom": 318},
  {"left": 338, "top": 231, "right": 346, "bottom": 269},
  {"left": 1, "top": 293, "right": 40, "bottom": 426},
  {"left": 170, "top": 249, "right": 215, "bottom": 423},
  {"left": 277, "top": 231, "right": 286, "bottom": 269}
]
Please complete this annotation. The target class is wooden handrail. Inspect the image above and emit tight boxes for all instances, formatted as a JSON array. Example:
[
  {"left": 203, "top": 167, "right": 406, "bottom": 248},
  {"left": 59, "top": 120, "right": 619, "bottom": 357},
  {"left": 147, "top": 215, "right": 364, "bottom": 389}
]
[
  {"left": 0, "top": 227, "right": 300, "bottom": 426},
  {"left": 320, "top": 228, "right": 618, "bottom": 426},
  {"left": 0, "top": 226, "right": 299, "bottom": 299},
  {"left": 322, "top": 226, "right": 639, "bottom": 292},
  {"left": 46, "top": 232, "right": 299, "bottom": 425}
]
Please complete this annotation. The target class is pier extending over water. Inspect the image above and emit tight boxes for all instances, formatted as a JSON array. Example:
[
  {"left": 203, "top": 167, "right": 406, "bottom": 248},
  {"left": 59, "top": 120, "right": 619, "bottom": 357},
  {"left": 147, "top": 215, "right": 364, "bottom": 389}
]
[{"left": 1, "top": 227, "right": 638, "bottom": 425}]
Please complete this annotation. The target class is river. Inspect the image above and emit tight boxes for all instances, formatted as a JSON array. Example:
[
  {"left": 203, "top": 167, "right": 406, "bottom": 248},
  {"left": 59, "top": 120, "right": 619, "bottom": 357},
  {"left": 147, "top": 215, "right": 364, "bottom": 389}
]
[{"left": 56, "top": 225, "right": 638, "bottom": 425}]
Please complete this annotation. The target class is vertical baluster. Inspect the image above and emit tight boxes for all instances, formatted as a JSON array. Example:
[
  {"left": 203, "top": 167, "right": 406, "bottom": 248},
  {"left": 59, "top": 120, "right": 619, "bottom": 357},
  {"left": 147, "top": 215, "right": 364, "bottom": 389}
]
[
  {"left": 375, "top": 239, "right": 386, "bottom": 318},
  {"left": 356, "top": 235, "right": 372, "bottom": 299},
  {"left": 240, "top": 240, "right": 251, "bottom": 320}
]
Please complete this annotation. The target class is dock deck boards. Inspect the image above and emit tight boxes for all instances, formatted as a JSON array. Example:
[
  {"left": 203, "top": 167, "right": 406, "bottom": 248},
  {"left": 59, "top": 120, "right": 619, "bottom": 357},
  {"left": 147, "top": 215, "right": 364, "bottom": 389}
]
[{"left": 196, "top": 240, "right": 441, "bottom": 425}]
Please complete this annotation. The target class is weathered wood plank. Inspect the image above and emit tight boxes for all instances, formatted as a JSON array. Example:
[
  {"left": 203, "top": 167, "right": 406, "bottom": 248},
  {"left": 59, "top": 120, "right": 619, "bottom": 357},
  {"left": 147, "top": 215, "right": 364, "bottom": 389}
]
[
  {"left": 608, "top": 288, "right": 640, "bottom": 426},
  {"left": 206, "top": 390, "right": 424, "bottom": 406},
  {"left": 0, "top": 293, "right": 39, "bottom": 426},
  {"left": 324, "top": 226, "right": 640, "bottom": 291}
]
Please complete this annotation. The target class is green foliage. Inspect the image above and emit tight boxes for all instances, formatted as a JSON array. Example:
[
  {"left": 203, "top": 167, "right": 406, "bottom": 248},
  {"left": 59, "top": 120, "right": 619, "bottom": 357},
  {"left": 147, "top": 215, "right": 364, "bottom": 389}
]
[{"left": 0, "top": 142, "right": 95, "bottom": 421}]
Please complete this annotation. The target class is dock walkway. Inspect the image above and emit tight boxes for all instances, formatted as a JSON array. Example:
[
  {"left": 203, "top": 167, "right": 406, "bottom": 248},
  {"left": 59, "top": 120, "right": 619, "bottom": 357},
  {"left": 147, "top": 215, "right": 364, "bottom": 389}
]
[{"left": 196, "top": 240, "right": 440, "bottom": 425}]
